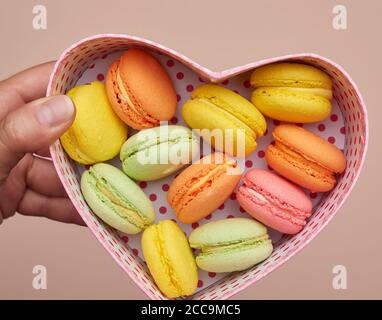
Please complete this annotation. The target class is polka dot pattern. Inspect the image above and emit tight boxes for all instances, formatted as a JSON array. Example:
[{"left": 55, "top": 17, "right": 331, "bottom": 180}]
[
  {"left": 48, "top": 35, "right": 367, "bottom": 301},
  {"left": 170, "top": 116, "right": 178, "bottom": 124},
  {"left": 328, "top": 136, "right": 336, "bottom": 144},
  {"left": 192, "top": 222, "right": 199, "bottom": 229}
]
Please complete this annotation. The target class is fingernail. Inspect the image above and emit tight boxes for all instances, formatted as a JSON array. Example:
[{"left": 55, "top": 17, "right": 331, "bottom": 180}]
[{"left": 36, "top": 95, "right": 75, "bottom": 127}]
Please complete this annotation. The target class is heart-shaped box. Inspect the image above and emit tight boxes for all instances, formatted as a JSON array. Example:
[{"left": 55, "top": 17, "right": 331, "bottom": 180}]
[{"left": 48, "top": 34, "right": 368, "bottom": 300}]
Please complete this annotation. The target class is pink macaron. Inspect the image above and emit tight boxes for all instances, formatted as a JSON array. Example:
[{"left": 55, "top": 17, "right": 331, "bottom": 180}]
[{"left": 237, "top": 169, "right": 313, "bottom": 234}]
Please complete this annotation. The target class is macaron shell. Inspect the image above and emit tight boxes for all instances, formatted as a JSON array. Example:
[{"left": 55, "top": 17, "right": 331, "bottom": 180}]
[
  {"left": 176, "top": 172, "right": 240, "bottom": 224},
  {"left": 93, "top": 163, "right": 155, "bottom": 221},
  {"left": 182, "top": 99, "right": 257, "bottom": 156},
  {"left": 106, "top": 60, "right": 157, "bottom": 129},
  {"left": 81, "top": 163, "right": 155, "bottom": 234},
  {"left": 196, "top": 241, "right": 273, "bottom": 273},
  {"left": 264, "top": 86, "right": 333, "bottom": 99},
  {"left": 273, "top": 124, "right": 346, "bottom": 174},
  {"left": 122, "top": 149, "right": 188, "bottom": 181},
  {"left": 118, "top": 49, "right": 177, "bottom": 121},
  {"left": 243, "top": 169, "right": 312, "bottom": 212},
  {"left": 266, "top": 144, "right": 335, "bottom": 192},
  {"left": 251, "top": 87, "right": 332, "bottom": 123},
  {"left": 141, "top": 220, "right": 198, "bottom": 298},
  {"left": 60, "top": 81, "right": 127, "bottom": 164},
  {"left": 81, "top": 171, "right": 141, "bottom": 234},
  {"left": 167, "top": 154, "right": 241, "bottom": 224},
  {"left": 120, "top": 125, "right": 200, "bottom": 181},
  {"left": 167, "top": 154, "right": 220, "bottom": 205},
  {"left": 189, "top": 218, "right": 267, "bottom": 248},
  {"left": 237, "top": 187, "right": 303, "bottom": 234},
  {"left": 120, "top": 125, "right": 195, "bottom": 156},
  {"left": 250, "top": 62, "right": 332, "bottom": 89},
  {"left": 191, "top": 84, "right": 267, "bottom": 136}
]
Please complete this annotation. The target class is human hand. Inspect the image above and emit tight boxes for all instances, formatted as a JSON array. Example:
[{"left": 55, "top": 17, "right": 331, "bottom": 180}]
[{"left": 0, "top": 62, "right": 85, "bottom": 226}]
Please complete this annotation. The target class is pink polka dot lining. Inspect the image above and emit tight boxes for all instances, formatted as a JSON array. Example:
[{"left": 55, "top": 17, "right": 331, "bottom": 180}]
[{"left": 49, "top": 40, "right": 365, "bottom": 301}]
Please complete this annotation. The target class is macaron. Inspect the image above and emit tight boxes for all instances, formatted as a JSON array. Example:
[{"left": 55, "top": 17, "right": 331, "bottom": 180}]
[
  {"left": 237, "top": 169, "right": 312, "bottom": 234},
  {"left": 142, "top": 220, "right": 198, "bottom": 298},
  {"left": 81, "top": 163, "right": 155, "bottom": 234},
  {"left": 120, "top": 125, "right": 200, "bottom": 181},
  {"left": 250, "top": 63, "right": 333, "bottom": 123},
  {"left": 167, "top": 153, "right": 241, "bottom": 224},
  {"left": 60, "top": 81, "right": 127, "bottom": 164},
  {"left": 182, "top": 84, "right": 266, "bottom": 156},
  {"left": 189, "top": 218, "right": 273, "bottom": 273},
  {"left": 106, "top": 48, "right": 177, "bottom": 129},
  {"left": 266, "top": 124, "right": 346, "bottom": 192}
]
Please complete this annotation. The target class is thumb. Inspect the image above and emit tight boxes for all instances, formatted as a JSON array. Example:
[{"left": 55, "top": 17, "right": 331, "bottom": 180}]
[{"left": 0, "top": 95, "right": 75, "bottom": 183}]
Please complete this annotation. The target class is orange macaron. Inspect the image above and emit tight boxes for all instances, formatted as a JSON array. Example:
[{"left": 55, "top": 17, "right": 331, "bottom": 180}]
[
  {"left": 106, "top": 48, "right": 177, "bottom": 129},
  {"left": 266, "top": 124, "right": 346, "bottom": 192},
  {"left": 167, "top": 153, "right": 241, "bottom": 224}
]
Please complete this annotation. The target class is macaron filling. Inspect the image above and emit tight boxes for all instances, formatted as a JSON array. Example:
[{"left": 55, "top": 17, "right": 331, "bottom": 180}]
[
  {"left": 116, "top": 70, "right": 159, "bottom": 125},
  {"left": 238, "top": 181, "right": 311, "bottom": 226},
  {"left": 269, "top": 140, "right": 336, "bottom": 184},
  {"left": 255, "top": 86, "right": 333, "bottom": 99},
  {"left": 121, "top": 133, "right": 196, "bottom": 164},
  {"left": 153, "top": 224, "right": 183, "bottom": 296},
  {"left": 250, "top": 63, "right": 333, "bottom": 91},
  {"left": 251, "top": 79, "right": 331, "bottom": 88},
  {"left": 86, "top": 168, "right": 149, "bottom": 229},
  {"left": 192, "top": 235, "right": 271, "bottom": 256},
  {"left": 170, "top": 160, "right": 237, "bottom": 214},
  {"left": 108, "top": 61, "right": 159, "bottom": 128},
  {"left": 191, "top": 96, "right": 261, "bottom": 138}
]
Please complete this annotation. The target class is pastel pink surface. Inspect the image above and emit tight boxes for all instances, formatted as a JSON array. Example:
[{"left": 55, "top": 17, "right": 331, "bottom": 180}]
[{"left": 237, "top": 169, "right": 313, "bottom": 234}]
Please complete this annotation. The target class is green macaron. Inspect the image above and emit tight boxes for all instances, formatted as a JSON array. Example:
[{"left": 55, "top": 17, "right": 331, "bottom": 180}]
[
  {"left": 120, "top": 125, "right": 200, "bottom": 181},
  {"left": 189, "top": 218, "right": 273, "bottom": 273},
  {"left": 81, "top": 163, "right": 155, "bottom": 234}
]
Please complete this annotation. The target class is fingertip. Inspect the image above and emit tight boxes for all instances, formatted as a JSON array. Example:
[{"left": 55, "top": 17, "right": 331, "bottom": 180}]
[{"left": 35, "top": 95, "right": 75, "bottom": 128}]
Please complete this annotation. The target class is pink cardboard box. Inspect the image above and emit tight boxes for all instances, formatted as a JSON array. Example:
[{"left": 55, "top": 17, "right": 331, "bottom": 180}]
[{"left": 48, "top": 34, "right": 368, "bottom": 300}]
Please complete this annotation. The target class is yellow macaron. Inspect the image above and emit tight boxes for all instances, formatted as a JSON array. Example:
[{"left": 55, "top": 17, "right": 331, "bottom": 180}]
[
  {"left": 250, "top": 63, "right": 333, "bottom": 123},
  {"left": 182, "top": 84, "right": 266, "bottom": 156},
  {"left": 60, "top": 81, "right": 128, "bottom": 164},
  {"left": 141, "top": 220, "right": 198, "bottom": 298}
]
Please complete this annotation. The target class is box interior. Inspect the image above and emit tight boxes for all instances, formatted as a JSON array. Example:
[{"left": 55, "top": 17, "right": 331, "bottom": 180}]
[{"left": 48, "top": 35, "right": 367, "bottom": 300}]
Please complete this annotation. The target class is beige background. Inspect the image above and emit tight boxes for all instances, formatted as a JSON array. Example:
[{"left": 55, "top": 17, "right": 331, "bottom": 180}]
[{"left": 0, "top": 0, "right": 380, "bottom": 299}]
